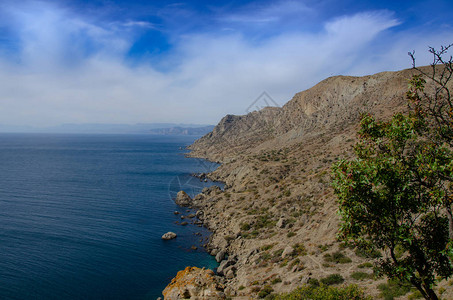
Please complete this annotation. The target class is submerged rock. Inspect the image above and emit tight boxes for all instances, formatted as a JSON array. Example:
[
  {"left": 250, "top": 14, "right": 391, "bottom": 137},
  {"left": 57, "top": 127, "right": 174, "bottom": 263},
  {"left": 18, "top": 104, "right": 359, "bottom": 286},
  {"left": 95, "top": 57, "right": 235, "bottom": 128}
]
[{"left": 162, "top": 232, "right": 177, "bottom": 240}]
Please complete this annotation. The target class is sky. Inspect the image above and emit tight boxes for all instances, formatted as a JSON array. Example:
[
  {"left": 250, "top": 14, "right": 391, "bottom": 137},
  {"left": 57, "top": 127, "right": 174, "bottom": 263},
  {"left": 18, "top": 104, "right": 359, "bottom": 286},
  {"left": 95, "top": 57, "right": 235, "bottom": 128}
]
[{"left": 0, "top": 0, "right": 452, "bottom": 128}]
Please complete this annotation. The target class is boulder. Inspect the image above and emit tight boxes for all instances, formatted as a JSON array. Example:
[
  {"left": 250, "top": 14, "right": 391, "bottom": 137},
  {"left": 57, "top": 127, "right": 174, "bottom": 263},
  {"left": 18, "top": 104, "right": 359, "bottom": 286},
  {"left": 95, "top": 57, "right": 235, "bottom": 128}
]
[
  {"left": 276, "top": 218, "right": 286, "bottom": 228},
  {"left": 217, "top": 259, "right": 236, "bottom": 276},
  {"left": 175, "top": 191, "right": 192, "bottom": 207},
  {"left": 162, "top": 232, "right": 177, "bottom": 240},
  {"left": 163, "top": 267, "right": 225, "bottom": 299},
  {"left": 215, "top": 250, "right": 226, "bottom": 263},
  {"left": 225, "top": 269, "right": 235, "bottom": 279},
  {"left": 281, "top": 246, "right": 294, "bottom": 258}
]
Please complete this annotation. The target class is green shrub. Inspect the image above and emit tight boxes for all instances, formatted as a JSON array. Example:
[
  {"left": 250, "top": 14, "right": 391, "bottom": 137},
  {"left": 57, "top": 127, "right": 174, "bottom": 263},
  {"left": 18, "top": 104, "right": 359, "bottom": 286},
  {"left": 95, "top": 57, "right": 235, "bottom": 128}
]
[
  {"left": 307, "top": 278, "right": 319, "bottom": 287},
  {"left": 261, "top": 244, "right": 275, "bottom": 251},
  {"left": 377, "top": 278, "right": 412, "bottom": 300},
  {"left": 249, "top": 230, "right": 259, "bottom": 238},
  {"left": 292, "top": 243, "right": 307, "bottom": 256},
  {"left": 271, "top": 277, "right": 282, "bottom": 284},
  {"left": 269, "top": 284, "right": 371, "bottom": 299},
  {"left": 260, "top": 252, "right": 272, "bottom": 261},
  {"left": 320, "top": 274, "right": 344, "bottom": 286},
  {"left": 323, "top": 251, "right": 351, "bottom": 264},
  {"left": 240, "top": 222, "right": 251, "bottom": 231},
  {"left": 289, "top": 258, "right": 300, "bottom": 268},
  {"left": 258, "top": 285, "right": 274, "bottom": 298},
  {"left": 351, "top": 271, "right": 372, "bottom": 281},
  {"left": 318, "top": 244, "right": 329, "bottom": 252},
  {"left": 354, "top": 248, "right": 381, "bottom": 259},
  {"left": 357, "top": 262, "right": 373, "bottom": 268},
  {"left": 286, "top": 232, "right": 296, "bottom": 238},
  {"left": 408, "top": 290, "right": 423, "bottom": 299},
  {"left": 273, "top": 249, "right": 284, "bottom": 258}
]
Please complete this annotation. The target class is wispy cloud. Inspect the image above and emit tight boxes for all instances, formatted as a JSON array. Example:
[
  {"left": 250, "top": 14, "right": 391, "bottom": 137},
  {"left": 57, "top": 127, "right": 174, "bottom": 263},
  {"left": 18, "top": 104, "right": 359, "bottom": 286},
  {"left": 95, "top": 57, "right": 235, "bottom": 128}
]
[
  {"left": 121, "top": 21, "right": 157, "bottom": 29},
  {"left": 219, "top": 0, "right": 312, "bottom": 24},
  {"left": 0, "top": 0, "right": 451, "bottom": 128}
]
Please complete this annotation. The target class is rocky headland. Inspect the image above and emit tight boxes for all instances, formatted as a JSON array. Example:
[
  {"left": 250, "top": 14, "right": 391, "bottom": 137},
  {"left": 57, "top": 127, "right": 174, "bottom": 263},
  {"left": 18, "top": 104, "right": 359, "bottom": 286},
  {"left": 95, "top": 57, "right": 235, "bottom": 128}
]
[{"left": 162, "top": 66, "right": 453, "bottom": 299}]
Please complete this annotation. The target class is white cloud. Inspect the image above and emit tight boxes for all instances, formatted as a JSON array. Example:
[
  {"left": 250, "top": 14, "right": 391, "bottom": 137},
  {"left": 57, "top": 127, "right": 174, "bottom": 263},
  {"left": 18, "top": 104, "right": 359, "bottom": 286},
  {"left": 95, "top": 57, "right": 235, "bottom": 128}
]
[
  {"left": 0, "top": 1, "right": 452, "bottom": 128},
  {"left": 220, "top": 0, "right": 311, "bottom": 24}
]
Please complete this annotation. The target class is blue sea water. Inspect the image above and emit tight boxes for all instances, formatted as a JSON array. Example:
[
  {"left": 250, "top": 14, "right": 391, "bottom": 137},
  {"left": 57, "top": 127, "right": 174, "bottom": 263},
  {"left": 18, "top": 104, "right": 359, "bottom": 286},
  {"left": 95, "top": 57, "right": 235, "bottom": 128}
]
[{"left": 0, "top": 133, "right": 220, "bottom": 300}]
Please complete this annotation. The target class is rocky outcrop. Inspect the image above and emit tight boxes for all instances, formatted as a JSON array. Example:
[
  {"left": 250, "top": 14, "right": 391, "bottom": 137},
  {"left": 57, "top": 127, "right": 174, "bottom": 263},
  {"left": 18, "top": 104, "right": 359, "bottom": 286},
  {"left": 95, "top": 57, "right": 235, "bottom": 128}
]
[
  {"left": 175, "top": 191, "right": 192, "bottom": 207},
  {"left": 161, "top": 232, "right": 177, "bottom": 240},
  {"left": 188, "top": 67, "right": 431, "bottom": 162},
  {"left": 162, "top": 267, "right": 225, "bottom": 299}
]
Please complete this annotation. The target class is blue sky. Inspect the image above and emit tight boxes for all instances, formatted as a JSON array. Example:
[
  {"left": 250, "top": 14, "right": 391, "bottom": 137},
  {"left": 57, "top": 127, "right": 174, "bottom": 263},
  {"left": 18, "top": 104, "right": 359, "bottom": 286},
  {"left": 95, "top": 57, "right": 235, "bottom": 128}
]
[{"left": 0, "top": 0, "right": 452, "bottom": 127}]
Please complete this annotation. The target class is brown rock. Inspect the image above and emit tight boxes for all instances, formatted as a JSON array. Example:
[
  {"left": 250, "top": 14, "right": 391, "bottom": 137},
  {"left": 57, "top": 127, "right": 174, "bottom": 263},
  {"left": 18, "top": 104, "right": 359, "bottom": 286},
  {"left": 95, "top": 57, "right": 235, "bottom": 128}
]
[
  {"left": 162, "top": 232, "right": 177, "bottom": 240},
  {"left": 162, "top": 267, "right": 225, "bottom": 299},
  {"left": 175, "top": 191, "right": 192, "bottom": 207}
]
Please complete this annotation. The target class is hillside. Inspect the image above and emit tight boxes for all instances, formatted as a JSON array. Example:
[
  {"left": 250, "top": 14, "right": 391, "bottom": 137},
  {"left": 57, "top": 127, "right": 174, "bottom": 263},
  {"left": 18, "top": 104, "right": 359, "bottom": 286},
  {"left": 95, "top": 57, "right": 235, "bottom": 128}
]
[{"left": 165, "top": 66, "right": 453, "bottom": 299}]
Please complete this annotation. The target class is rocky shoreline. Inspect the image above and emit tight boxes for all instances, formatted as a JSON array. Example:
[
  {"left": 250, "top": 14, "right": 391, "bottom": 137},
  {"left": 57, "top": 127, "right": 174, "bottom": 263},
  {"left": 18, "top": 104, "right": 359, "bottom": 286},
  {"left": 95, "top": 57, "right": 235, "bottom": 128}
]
[{"left": 162, "top": 66, "right": 453, "bottom": 299}]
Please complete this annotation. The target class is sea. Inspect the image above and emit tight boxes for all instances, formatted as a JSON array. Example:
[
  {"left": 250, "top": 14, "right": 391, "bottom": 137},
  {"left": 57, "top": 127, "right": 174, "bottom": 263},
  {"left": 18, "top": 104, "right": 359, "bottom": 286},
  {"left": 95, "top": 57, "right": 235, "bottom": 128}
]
[{"left": 0, "top": 133, "right": 221, "bottom": 300}]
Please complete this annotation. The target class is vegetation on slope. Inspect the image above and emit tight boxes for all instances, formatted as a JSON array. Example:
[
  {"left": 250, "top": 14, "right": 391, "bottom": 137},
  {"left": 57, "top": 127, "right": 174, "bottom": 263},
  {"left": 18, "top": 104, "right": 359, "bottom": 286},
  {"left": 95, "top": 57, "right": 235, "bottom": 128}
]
[{"left": 332, "top": 45, "right": 453, "bottom": 300}]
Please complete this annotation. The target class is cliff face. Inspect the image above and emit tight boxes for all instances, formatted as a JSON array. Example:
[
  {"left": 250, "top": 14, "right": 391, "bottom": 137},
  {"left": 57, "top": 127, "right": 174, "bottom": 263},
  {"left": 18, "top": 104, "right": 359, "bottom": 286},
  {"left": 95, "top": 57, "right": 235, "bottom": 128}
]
[
  {"left": 165, "top": 66, "right": 453, "bottom": 299},
  {"left": 188, "top": 68, "right": 419, "bottom": 162}
]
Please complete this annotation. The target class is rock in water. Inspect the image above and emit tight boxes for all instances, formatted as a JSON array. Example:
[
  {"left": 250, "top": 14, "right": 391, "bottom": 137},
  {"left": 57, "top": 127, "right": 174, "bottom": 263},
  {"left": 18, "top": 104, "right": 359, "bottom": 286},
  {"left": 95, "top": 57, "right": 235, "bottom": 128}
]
[
  {"left": 162, "top": 232, "right": 177, "bottom": 240},
  {"left": 162, "top": 267, "right": 225, "bottom": 299},
  {"left": 175, "top": 191, "right": 192, "bottom": 207}
]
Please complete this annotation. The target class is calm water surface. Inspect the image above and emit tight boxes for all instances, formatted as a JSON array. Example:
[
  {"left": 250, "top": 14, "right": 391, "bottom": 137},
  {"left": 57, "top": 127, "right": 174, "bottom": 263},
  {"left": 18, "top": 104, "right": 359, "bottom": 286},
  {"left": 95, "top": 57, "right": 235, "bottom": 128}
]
[{"left": 0, "top": 133, "right": 219, "bottom": 299}]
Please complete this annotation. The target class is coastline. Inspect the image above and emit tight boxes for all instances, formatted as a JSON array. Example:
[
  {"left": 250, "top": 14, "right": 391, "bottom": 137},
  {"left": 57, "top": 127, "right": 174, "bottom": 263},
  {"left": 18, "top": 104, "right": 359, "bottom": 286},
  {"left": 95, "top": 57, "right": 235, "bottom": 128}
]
[{"left": 162, "top": 68, "right": 429, "bottom": 299}]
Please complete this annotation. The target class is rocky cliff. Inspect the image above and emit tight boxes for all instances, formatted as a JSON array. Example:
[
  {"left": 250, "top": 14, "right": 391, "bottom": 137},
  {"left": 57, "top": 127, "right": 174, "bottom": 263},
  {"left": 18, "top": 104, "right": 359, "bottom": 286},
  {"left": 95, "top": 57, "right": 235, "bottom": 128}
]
[
  {"left": 164, "top": 66, "right": 453, "bottom": 299},
  {"left": 188, "top": 68, "right": 417, "bottom": 162}
]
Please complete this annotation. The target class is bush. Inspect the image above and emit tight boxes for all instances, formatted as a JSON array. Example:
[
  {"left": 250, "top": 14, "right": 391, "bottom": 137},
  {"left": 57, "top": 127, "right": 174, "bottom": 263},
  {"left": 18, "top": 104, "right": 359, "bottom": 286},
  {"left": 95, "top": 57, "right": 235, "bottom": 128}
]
[
  {"left": 269, "top": 284, "right": 371, "bottom": 300},
  {"left": 320, "top": 274, "right": 344, "bottom": 286},
  {"left": 377, "top": 278, "right": 412, "bottom": 300},
  {"left": 354, "top": 248, "right": 381, "bottom": 259},
  {"left": 318, "top": 244, "right": 330, "bottom": 252},
  {"left": 240, "top": 222, "right": 251, "bottom": 231},
  {"left": 261, "top": 244, "right": 275, "bottom": 251},
  {"left": 357, "top": 262, "right": 373, "bottom": 269},
  {"left": 307, "top": 278, "right": 319, "bottom": 287},
  {"left": 351, "top": 271, "right": 372, "bottom": 281},
  {"left": 323, "top": 251, "right": 352, "bottom": 264},
  {"left": 286, "top": 232, "right": 296, "bottom": 238},
  {"left": 258, "top": 285, "right": 274, "bottom": 298},
  {"left": 271, "top": 277, "right": 282, "bottom": 285},
  {"left": 292, "top": 243, "right": 307, "bottom": 256}
]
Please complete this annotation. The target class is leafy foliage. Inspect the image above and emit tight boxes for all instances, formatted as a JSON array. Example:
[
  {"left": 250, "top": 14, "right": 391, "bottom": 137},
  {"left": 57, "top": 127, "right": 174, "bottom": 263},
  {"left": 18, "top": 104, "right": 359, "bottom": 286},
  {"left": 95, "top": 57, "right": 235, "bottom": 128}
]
[
  {"left": 378, "top": 278, "right": 412, "bottom": 300},
  {"left": 323, "top": 251, "right": 352, "bottom": 264},
  {"left": 320, "top": 274, "right": 344, "bottom": 286},
  {"left": 332, "top": 45, "right": 453, "bottom": 300}
]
